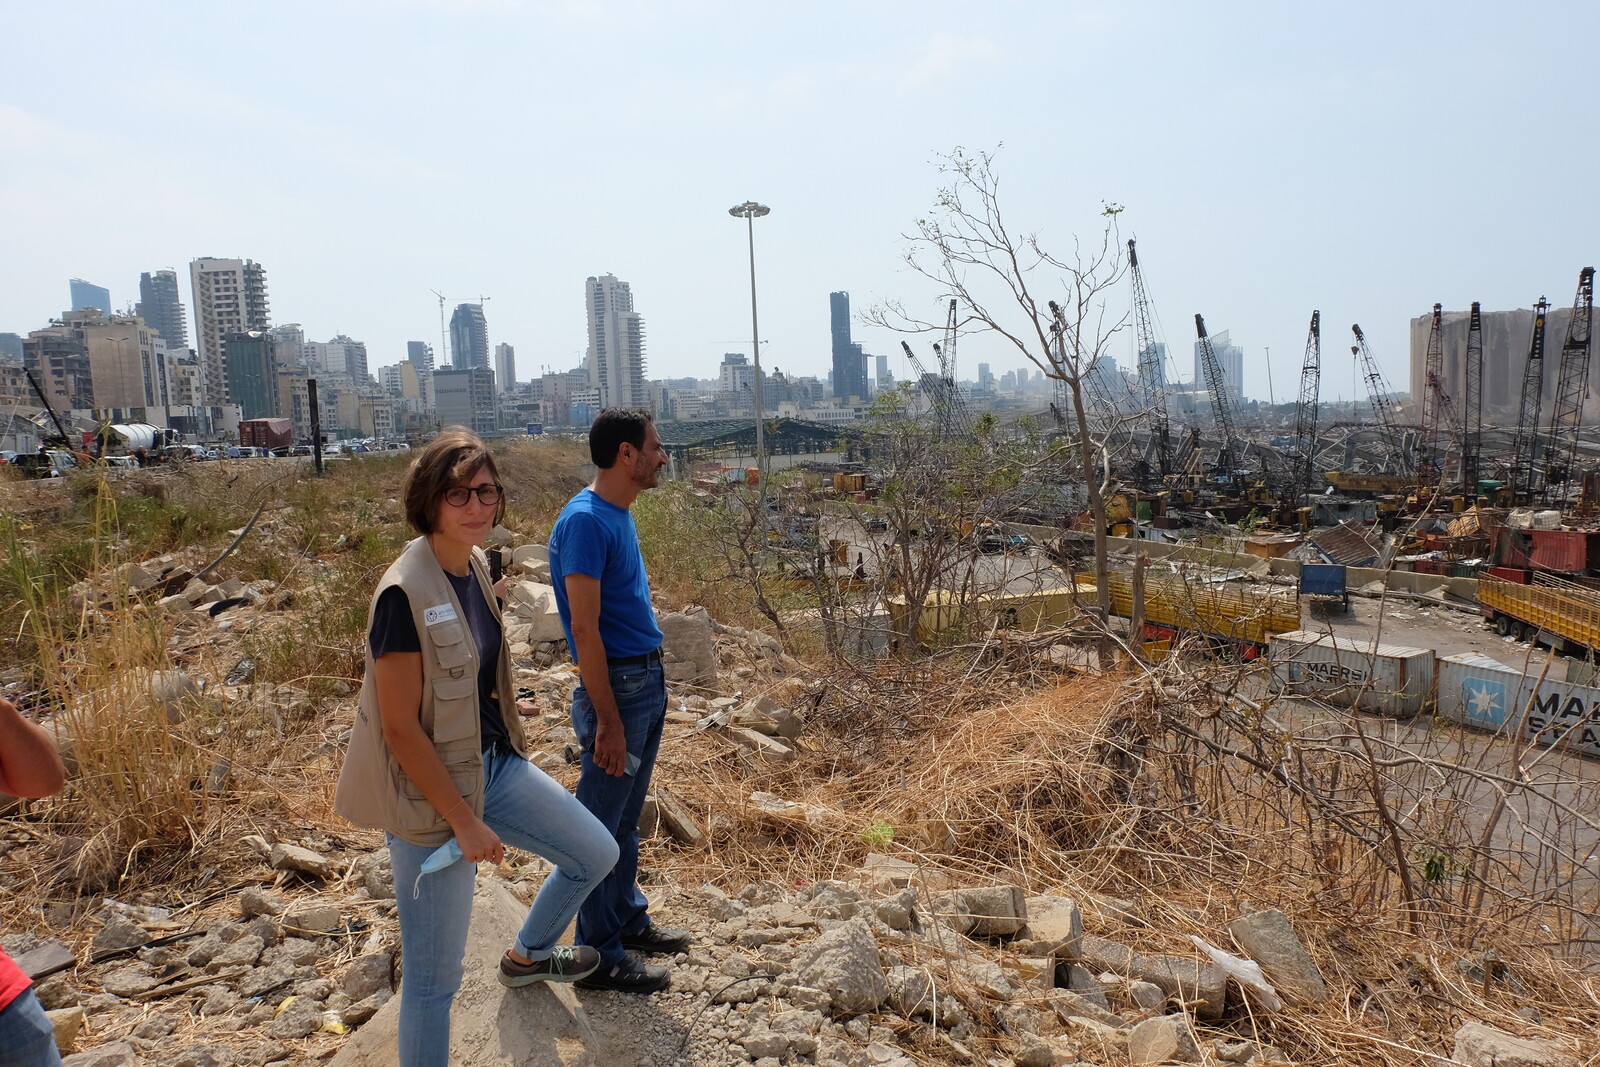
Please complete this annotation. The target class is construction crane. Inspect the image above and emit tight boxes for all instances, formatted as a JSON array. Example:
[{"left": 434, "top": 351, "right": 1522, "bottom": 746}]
[
  {"left": 1542, "top": 267, "right": 1596, "bottom": 505},
  {"left": 1417, "top": 304, "right": 1446, "bottom": 483},
  {"left": 1194, "top": 314, "right": 1238, "bottom": 473},
  {"left": 1509, "top": 298, "right": 1551, "bottom": 502},
  {"left": 1350, "top": 324, "right": 1407, "bottom": 475},
  {"left": 1460, "top": 302, "right": 1485, "bottom": 494},
  {"left": 1288, "top": 310, "right": 1321, "bottom": 504},
  {"left": 1127, "top": 239, "right": 1173, "bottom": 486}
]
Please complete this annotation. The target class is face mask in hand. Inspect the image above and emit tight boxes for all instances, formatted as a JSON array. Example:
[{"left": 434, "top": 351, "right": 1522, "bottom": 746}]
[{"left": 411, "top": 838, "right": 465, "bottom": 899}]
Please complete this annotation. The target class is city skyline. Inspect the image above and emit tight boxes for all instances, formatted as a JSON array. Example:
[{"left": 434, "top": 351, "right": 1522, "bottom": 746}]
[{"left": 3, "top": 3, "right": 1596, "bottom": 403}]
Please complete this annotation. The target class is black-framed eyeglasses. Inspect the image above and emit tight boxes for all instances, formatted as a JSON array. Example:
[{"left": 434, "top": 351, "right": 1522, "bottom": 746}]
[{"left": 444, "top": 484, "right": 504, "bottom": 507}]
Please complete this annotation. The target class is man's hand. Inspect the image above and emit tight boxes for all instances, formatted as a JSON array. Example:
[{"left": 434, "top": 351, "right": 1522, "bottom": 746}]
[{"left": 592, "top": 712, "right": 628, "bottom": 777}]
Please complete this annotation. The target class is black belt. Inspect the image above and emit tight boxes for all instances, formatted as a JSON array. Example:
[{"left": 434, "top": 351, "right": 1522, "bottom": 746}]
[{"left": 610, "top": 648, "right": 662, "bottom": 668}]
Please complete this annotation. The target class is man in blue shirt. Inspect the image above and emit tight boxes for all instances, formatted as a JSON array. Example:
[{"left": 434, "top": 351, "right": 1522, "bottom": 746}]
[{"left": 549, "top": 408, "right": 689, "bottom": 994}]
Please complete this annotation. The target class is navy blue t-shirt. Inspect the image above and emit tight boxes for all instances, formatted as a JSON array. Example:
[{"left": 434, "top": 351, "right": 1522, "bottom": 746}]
[
  {"left": 368, "top": 572, "right": 509, "bottom": 753},
  {"left": 548, "top": 488, "right": 664, "bottom": 658}
]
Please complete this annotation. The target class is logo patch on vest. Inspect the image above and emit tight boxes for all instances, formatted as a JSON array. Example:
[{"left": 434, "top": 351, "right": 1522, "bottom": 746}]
[{"left": 423, "top": 602, "right": 459, "bottom": 626}]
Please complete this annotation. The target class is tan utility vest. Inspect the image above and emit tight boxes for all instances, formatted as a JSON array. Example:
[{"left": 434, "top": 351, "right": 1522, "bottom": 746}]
[{"left": 334, "top": 536, "right": 527, "bottom": 846}]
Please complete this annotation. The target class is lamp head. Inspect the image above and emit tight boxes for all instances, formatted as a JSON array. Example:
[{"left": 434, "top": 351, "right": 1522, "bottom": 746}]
[{"left": 728, "top": 201, "right": 771, "bottom": 219}]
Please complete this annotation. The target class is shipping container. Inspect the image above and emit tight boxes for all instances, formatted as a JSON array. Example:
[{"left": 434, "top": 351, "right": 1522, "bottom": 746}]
[
  {"left": 1436, "top": 653, "right": 1600, "bottom": 759},
  {"left": 1494, "top": 527, "right": 1600, "bottom": 573},
  {"left": 1268, "top": 630, "right": 1434, "bottom": 717}
]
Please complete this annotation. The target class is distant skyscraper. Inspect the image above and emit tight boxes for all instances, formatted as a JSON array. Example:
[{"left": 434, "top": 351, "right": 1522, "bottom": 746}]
[
  {"left": 1193, "top": 330, "right": 1244, "bottom": 405},
  {"left": 433, "top": 366, "right": 497, "bottom": 434},
  {"left": 494, "top": 343, "right": 516, "bottom": 393},
  {"left": 875, "top": 353, "right": 892, "bottom": 393},
  {"left": 138, "top": 270, "right": 188, "bottom": 349},
  {"left": 449, "top": 304, "right": 489, "bottom": 369},
  {"left": 190, "top": 257, "right": 270, "bottom": 406},
  {"left": 829, "top": 291, "right": 868, "bottom": 401},
  {"left": 585, "top": 275, "right": 647, "bottom": 409},
  {"left": 0, "top": 333, "right": 23, "bottom": 361},
  {"left": 70, "top": 278, "right": 111, "bottom": 314},
  {"left": 407, "top": 340, "right": 434, "bottom": 378},
  {"left": 224, "top": 330, "right": 277, "bottom": 420}
]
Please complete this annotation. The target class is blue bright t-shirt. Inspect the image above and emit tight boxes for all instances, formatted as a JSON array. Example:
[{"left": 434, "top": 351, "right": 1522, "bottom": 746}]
[{"left": 548, "top": 488, "right": 664, "bottom": 659}]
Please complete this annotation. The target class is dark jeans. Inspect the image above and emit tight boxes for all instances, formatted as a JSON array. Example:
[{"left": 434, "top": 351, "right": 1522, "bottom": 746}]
[
  {"left": 0, "top": 989, "right": 61, "bottom": 1067},
  {"left": 569, "top": 656, "right": 667, "bottom": 967}
]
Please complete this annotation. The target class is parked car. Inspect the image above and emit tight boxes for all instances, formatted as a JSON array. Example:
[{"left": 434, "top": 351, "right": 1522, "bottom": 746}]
[
  {"left": 103, "top": 455, "right": 138, "bottom": 470},
  {"left": 10, "top": 450, "right": 79, "bottom": 478}
]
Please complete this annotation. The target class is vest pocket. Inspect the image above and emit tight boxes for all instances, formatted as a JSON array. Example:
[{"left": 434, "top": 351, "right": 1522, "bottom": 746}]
[
  {"left": 428, "top": 620, "right": 473, "bottom": 674},
  {"left": 391, "top": 676, "right": 484, "bottom": 830}
]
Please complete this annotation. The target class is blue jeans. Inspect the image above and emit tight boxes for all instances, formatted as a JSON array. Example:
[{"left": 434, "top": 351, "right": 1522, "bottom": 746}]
[
  {"left": 388, "top": 746, "right": 618, "bottom": 1067},
  {"left": 570, "top": 656, "right": 668, "bottom": 968},
  {"left": 0, "top": 989, "right": 61, "bottom": 1067}
]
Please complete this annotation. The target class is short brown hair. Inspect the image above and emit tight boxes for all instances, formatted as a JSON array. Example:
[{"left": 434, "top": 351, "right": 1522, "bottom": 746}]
[{"left": 402, "top": 428, "right": 506, "bottom": 534}]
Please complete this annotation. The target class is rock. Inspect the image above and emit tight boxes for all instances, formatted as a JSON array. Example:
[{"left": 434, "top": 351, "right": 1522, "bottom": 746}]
[
  {"left": 1226, "top": 908, "right": 1327, "bottom": 1004},
  {"left": 239, "top": 888, "right": 284, "bottom": 918},
  {"left": 1080, "top": 936, "right": 1225, "bottom": 1020},
  {"left": 173, "top": 1045, "right": 237, "bottom": 1067},
  {"left": 727, "top": 727, "right": 795, "bottom": 762},
  {"left": 638, "top": 796, "right": 660, "bottom": 837},
  {"left": 873, "top": 888, "right": 916, "bottom": 931},
  {"left": 740, "top": 1028, "right": 790, "bottom": 1059},
  {"left": 1012, "top": 1031, "right": 1055, "bottom": 1067},
  {"left": 948, "top": 955, "right": 1016, "bottom": 1001},
  {"left": 794, "top": 918, "right": 887, "bottom": 1014},
  {"left": 659, "top": 608, "right": 718, "bottom": 687},
  {"left": 282, "top": 906, "right": 341, "bottom": 937},
  {"left": 61, "top": 1042, "right": 140, "bottom": 1066},
  {"left": 1127, "top": 980, "right": 1167, "bottom": 1011},
  {"left": 355, "top": 853, "right": 394, "bottom": 900},
  {"left": 15, "top": 940, "right": 75, "bottom": 980},
  {"left": 208, "top": 935, "right": 265, "bottom": 970},
  {"left": 342, "top": 952, "right": 394, "bottom": 1000},
  {"left": 47, "top": 1005, "right": 86, "bottom": 1051},
  {"left": 268, "top": 843, "right": 335, "bottom": 880},
  {"left": 1025, "top": 895, "right": 1083, "bottom": 959},
  {"left": 34, "top": 973, "right": 78, "bottom": 1010},
  {"left": 942, "top": 885, "right": 1027, "bottom": 938},
  {"left": 885, "top": 965, "right": 934, "bottom": 1018},
  {"left": 653, "top": 786, "right": 706, "bottom": 847},
  {"left": 91, "top": 921, "right": 151, "bottom": 955},
  {"left": 267, "top": 994, "right": 325, "bottom": 1039},
  {"left": 273, "top": 938, "right": 321, "bottom": 967},
  {"left": 511, "top": 544, "right": 548, "bottom": 567},
  {"left": 1129, "top": 1015, "right": 1201, "bottom": 1064},
  {"left": 1044, "top": 989, "right": 1127, "bottom": 1028},
  {"left": 340, "top": 990, "right": 390, "bottom": 1026},
  {"left": 239, "top": 961, "right": 298, "bottom": 999},
  {"left": 744, "top": 693, "right": 802, "bottom": 739},
  {"left": 100, "top": 963, "right": 159, "bottom": 997},
  {"left": 1451, "top": 1021, "right": 1578, "bottom": 1067},
  {"left": 508, "top": 581, "right": 565, "bottom": 642}
]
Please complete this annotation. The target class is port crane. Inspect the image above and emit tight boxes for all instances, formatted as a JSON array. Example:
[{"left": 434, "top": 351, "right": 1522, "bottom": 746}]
[
  {"left": 900, "top": 340, "right": 970, "bottom": 438},
  {"left": 1351, "top": 324, "right": 1407, "bottom": 475},
  {"left": 1127, "top": 239, "right": 1173, "bottom": 486},
  {"left": 1417, "top": 304, "right": 1446, "bottom": 483},
  {"left": 1287, "top": 310, "right": 1321, "bottom": 505},
  {"left": 1509, "top": 298, "right": 1550, "bottom": 501},
  {"left": 929, "top": 299, "right": 975, "bottom": 435},
  {"left": 1460, "top": 302, "right": 1485, "bottom": 494},
  {"left": 1194, "top": 314, "right": 1239, "bottom": 474},
  {"left": 1542, "top": 267, "right": 1596, "bottom": 505}
]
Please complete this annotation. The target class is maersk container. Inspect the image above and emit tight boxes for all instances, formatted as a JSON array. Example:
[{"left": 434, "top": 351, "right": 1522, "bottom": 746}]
[
  {"left": 1268, "top": 630, "right": 1435, "bottom": 717},
  {"left": 1437, "top": 652, "right": 1600, "bottom": 759}
]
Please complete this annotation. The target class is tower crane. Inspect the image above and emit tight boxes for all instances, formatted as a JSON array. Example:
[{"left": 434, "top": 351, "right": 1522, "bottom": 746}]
[
  {"left": 1194, "top": 314, "right": 1238, "bottom": 473},
  {"left": 1509, "top": 298, "right": 1550, "bottom": 501},
  {"left": 1127, "top": 239, "right": 1173, "bottom": 486},
  {"left": 1417, "top": 304, "right": 1446, "bottom": 483},
  {"left": 1542, "top": 267, "right": 1596, "bottom": 505},
  {"left": 1461, "top": 302, "right": 1485, "bottom": 495},
  {"left": 1350, "top": 324, "right": 1407, "bottom": 475},
  {"left": 1288, "top": 310, "right": 1321, "bottom": 504},
  {"left": 429, "top": 290, "right": 450, "bottom": 368}
]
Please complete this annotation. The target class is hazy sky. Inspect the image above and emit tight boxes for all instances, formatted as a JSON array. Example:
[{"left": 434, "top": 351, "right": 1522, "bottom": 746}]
[{"left": 3, "top": 1, "right": 1596, "bottom": 403}]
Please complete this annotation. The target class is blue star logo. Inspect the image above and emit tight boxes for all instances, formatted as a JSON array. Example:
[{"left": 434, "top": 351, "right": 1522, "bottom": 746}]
[{"left": 1462, "top": 678, "right": 1507, "bottom": 727}]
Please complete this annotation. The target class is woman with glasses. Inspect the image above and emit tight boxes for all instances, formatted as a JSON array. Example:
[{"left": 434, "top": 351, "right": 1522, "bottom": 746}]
[{"left": 335, "top": 428, "right": 617, "bottom": 1067}]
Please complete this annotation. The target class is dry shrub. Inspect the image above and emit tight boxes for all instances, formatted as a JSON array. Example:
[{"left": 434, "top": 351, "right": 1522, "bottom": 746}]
[{"left": 649, "top": 645, "right": 1599, "bottom": 1065}]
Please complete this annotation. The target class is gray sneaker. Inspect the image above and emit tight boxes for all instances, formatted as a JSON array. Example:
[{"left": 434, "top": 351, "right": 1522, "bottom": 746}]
[{"left": 498, "top": 946, "right": 601, "bottom": 987}]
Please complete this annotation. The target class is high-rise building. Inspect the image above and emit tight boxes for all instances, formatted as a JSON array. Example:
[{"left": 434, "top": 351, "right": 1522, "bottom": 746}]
[
  {"left": 0, "top": 333, "right": 23, "bottom": 361},
  {"left": 70, "top": 278, "right": 111, "bottom": 314},
  {"left": 1193, "top": 329, "right": 1244, "bottom": 405},
  {"left": 137, "top": 270, "right": 188, "bottom": 349},
  {"left": 494, "top": 343, "right": 516, "bottom": 393},
  {"left": 875, "top": 353, "right": 892, "bottom": 394},
  {"left": 224, "top": 331, "right": 277, "bottom": 420},
  {"left": 407, "top": 340, "right": 434, "bottom": 378},
  {"left": 449, "top": 304, "right": 489, "bottom": 369},
  {"left": 268, "top": 324, "right": 308, "bottom": 370},
  {"left": 190, "top": 257, "right": 270, "bottom": 407},
  {"left": 585, "top": 275, "right": 648, "bottom": 409},
  {"left": 310, "top": 334, "right": 369, "bottom": 382},
  {"left": 830, "top": 291, "right": 868, "bottom": 401},
  {"left": 433, "top": 366, "right": 497, "bottom": 434}
]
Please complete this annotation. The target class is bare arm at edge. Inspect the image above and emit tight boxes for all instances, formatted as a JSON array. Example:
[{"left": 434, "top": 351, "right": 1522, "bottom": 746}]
[
  {"left": 0, "top": 697, "right": 66, "bottom": 799},
  {"left": 565, "top": 573, "right": 627, "bottom": 777},
  {"left": 373, "top": 651, "right": 504, "bottom": 863}
]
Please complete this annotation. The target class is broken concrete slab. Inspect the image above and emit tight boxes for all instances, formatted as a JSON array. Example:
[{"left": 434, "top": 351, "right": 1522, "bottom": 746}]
[
  {"left": 1226, "top": 908, "right": 1327, "bottom": 1004},
  {"left": 1129, "top": 1015, "right": 1200, "bottom": 1064},
  {"left": 1451, "top": 1021, "right": 1578, "bottom": 1067},
  {"left": 1024, "top": 895, "right": 1083, "bottom": 959}
]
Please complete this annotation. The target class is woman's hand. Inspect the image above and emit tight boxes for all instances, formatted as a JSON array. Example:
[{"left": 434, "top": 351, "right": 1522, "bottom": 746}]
[{"left": 451, "top": 810, "right": 505, "bottom": 865}]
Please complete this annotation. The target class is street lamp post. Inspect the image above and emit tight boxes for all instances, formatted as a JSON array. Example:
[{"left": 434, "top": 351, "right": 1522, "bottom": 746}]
[{"left": 728, "top": 201, "right": 770, "bottom": 481}]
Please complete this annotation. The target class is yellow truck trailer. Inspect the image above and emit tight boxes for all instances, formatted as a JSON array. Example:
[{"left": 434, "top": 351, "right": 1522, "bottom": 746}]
[
  {"left": 1478, "top": 573, "right": 1600, "bottom": 656},
  {"left": 1083, "top": 570, "right": 1300, "bottom": 654}
]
